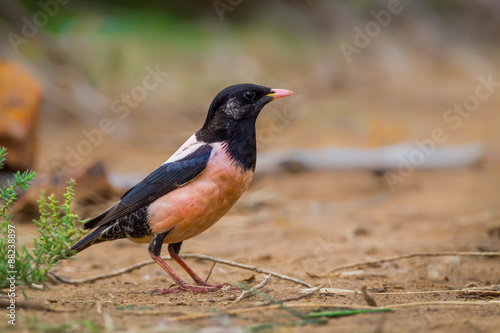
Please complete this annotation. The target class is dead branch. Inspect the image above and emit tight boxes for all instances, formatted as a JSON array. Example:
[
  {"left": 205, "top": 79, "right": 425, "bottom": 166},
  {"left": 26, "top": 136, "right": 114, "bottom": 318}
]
[
  {"left": 50, "top": 253, "right": 315, "bottom": 288},
  {"left": 326, "top": 252, "right": 500, "bottom": 275}
]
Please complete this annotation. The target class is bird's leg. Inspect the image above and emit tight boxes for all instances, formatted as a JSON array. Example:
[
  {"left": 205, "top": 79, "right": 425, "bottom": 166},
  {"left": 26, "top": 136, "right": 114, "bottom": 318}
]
[
  {"left": 168, "top": 242, "right": 237, "bottom": 291},
  {"left": 148, "top": 233, "right": 191, "bottom": 294},
  {"left": 149, "top": 235, "right": 227, "bottom": 294},
  {"left": 167, "top": 242, "right": 206, "bottom": 285}
]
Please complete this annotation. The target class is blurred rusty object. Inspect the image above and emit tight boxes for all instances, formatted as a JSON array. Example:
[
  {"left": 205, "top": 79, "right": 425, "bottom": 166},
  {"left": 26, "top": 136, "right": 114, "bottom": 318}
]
[{"left": 0, "top": 59, "right": 41, "bottom": 171}]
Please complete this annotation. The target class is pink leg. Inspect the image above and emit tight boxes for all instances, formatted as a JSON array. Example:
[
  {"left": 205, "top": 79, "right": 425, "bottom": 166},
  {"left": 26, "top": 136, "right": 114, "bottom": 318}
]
[
  {"left": 168, "top": 245, "right": 228, "bottom": 288},
  {"left": 149, "top": 251, "right": 229, "bottom": 294},
  {"left": 148, "top": 235, "right": 237, "bottom": 294}
]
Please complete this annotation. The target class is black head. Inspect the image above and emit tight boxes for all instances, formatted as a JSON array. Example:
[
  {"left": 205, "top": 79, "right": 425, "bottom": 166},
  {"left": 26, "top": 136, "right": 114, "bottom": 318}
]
[
  {"left": 196, "top": 83, "right": 294, "bottom": 170},
  {"left": 198, "top": 84, "right": 294, "bottom": 142},
  {"left": 202, "top": 84, "right": 272, "bottom": 131}
]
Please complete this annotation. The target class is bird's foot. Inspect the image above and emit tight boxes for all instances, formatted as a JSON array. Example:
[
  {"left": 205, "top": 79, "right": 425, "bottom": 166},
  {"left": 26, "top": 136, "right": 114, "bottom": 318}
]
[
  {"left": 196, "top": 281, "right": 241, "bottom": 291},
  {"left": 151, "top": 282, "right": 238, "bottom": 295}
]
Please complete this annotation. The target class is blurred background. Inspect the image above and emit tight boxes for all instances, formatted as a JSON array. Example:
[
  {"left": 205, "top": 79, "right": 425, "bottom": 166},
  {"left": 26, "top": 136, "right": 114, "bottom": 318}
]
[
  {"left": 1, "top": 1, "right": 500, "bottom": 331},
  {"left": 1, "top": 0, "right": 499, "bottom": 178},
  {"left": 1, "top": 0, "right": 499, "bottom": 239}
]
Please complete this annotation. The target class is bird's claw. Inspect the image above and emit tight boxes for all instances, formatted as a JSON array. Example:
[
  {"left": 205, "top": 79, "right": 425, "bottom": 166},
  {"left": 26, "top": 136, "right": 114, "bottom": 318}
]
[{"left": 151, "top": 287, "right": 183, "bottom": 295}]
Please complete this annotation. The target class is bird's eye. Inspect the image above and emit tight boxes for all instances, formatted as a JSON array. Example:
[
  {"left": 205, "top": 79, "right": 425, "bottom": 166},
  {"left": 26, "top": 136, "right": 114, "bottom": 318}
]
[{"left": 244, "top": 91, "right": 256, "bottom": 100}]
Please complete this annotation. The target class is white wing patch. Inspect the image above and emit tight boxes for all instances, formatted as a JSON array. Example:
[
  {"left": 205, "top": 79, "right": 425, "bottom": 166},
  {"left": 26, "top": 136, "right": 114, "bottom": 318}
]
[{"left": 164, "top": 134, "right": 211, "bottom": 164}]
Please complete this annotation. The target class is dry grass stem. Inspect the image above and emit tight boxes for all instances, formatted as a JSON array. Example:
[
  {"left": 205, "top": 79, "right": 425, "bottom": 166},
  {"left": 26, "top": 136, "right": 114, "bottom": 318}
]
[
  {"left": 234, "top": 274, "right": 272, "bottom": 303},
  {"left": 327, "top": 252, "right": 500, "bottom": 275},
  {"left": 301, "top": 285, "right": 500, "bottom": 297},
  {"left": 250, "top": 287, "right": 321, "bottom": 307},
  {"left": 165, "top": 300, "right": 499, "bottom": 322},
  {"left": 360, "top": 285, "right": 378, "bottom": 306}
]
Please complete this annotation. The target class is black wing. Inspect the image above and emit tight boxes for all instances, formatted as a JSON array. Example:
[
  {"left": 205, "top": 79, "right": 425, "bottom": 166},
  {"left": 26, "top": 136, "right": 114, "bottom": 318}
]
[{"left": 84, "top": 144, "right": 213, "bottom": 230}]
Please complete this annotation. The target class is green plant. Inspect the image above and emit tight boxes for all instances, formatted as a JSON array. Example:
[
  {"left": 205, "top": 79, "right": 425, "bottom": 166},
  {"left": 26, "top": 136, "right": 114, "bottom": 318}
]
[
  {"left": 0, "top": 148, "right": 87, "bottom": 289},
  {"left": 234, "top": 281, "right": 392, "bottom": 331}
]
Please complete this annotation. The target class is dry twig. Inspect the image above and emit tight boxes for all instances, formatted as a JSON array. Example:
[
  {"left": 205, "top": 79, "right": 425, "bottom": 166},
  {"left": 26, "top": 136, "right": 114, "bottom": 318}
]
[
  {"left": 50, "top": 253, "right": 315, "bottom": 288},
  {"left": 327, "top": 252, "right": 500, "bottom": 275},
  {"left": 301, "top": 285, "right": 500, "bottom": 297},
  {"left": 15, "top": 297, "right": 497, "bottom": 315},
  {"left": 0, "top": 299, "right": 51, "bottom": 311},
  {"left": 247, "top": 287, "right": 321, "bottom": 308},
  {"left": 300, "top": 285, "right": 500, "bottom": 298},
  {"left": 234, "top": 274, "right": 272, "bottom": 303},
  {"left": 164, "top": 300, "right": 498, "bottom": 322},
  {"left": 302, "top": 287, "right": 458, "bottom": 295},
  {"left": 360, "top": 285, "right": 377, "bottom": 307}
]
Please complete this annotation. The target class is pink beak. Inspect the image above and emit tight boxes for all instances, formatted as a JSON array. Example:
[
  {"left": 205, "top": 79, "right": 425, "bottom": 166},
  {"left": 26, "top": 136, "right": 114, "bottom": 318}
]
[{"left": 268, "top": 88, "right": 295, "bottom": 100}]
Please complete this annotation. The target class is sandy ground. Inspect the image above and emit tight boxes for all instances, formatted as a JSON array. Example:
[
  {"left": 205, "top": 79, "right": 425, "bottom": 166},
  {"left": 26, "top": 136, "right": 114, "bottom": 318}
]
[{"left": 5, "top": 163, "right": 500, "bottom": 332}]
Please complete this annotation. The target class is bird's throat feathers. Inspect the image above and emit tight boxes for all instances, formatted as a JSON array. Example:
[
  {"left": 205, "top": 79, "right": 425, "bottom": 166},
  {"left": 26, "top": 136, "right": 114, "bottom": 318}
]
[{"left": 196, "top": 118, "right": 257, "bottom": 172}]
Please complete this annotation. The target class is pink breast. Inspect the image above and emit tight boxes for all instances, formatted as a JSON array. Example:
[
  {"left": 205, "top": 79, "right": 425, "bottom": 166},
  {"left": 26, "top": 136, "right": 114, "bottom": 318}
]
[{"left": 147, "top": 143, "right": 254, "bottom": 244}]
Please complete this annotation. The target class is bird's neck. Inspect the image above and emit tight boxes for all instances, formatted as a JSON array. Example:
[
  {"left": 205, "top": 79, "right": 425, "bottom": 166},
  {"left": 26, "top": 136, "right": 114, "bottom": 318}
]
[
  {"left": 225, "top": 120, "right": 257, "bottom": 171},
  {"left": 196, "top": 119, "right": 257, "bottom": 171}
]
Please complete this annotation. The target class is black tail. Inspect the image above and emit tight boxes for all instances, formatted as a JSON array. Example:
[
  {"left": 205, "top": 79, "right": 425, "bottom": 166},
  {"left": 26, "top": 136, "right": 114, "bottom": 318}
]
[
  {"left": 81, "top": 203, "right": 118, "bottom": 230},
  {"left": 65, "top": 222, "right": 125, "bottom": 257},
  {"left": 71, "top": 225, "right": 110, "bottom": 253}
]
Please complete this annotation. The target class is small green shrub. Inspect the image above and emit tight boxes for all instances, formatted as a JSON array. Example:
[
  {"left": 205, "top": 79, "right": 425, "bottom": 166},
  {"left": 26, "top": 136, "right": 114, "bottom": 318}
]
[{"left": 0, "top": 147, "right": 87, "bottom": 289}]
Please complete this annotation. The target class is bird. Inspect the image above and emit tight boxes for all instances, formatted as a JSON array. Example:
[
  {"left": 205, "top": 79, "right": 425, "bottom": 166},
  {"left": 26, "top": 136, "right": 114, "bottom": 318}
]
[{"left": 67, "top": 83, "right": 295, "bottom": 294}]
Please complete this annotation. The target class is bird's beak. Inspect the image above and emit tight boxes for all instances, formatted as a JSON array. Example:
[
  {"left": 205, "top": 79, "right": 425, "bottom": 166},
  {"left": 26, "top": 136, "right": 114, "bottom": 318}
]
[{"left": 267, "top": 88, "right": 295, "bottom": 100}]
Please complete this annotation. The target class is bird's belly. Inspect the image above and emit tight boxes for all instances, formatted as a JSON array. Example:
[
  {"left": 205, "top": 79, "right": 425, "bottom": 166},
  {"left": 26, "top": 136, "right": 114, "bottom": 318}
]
[{"left": 147, "top": 147, "right": 254, "bottom": 244}]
